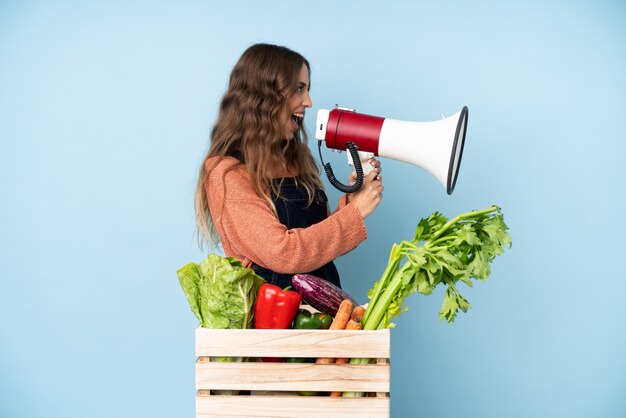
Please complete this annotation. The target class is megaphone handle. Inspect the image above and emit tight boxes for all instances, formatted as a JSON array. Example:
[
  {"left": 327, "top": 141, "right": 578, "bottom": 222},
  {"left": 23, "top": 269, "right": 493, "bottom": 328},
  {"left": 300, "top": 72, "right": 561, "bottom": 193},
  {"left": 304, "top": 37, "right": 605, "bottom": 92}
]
[
  {"left": 347, "top": 151, "right": 376, "bottom": 176},
  {"left": 319, "top": 141, "right": 365, "bottom": 194}
]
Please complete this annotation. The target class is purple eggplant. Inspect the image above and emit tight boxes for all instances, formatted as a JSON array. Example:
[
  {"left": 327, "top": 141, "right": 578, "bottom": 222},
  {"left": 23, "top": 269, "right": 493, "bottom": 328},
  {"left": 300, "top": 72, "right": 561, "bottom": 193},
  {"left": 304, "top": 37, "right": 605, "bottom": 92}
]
[{"left": 292, "top": 274, "right": 359, "bottom": 317}]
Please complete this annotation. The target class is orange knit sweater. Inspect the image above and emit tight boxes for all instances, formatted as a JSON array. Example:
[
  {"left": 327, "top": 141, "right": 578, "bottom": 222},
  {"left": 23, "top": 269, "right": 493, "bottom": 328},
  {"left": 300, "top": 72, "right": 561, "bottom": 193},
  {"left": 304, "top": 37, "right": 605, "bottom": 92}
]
[{"left": 205, "top": 156, "right": 367, "bottom": 274}]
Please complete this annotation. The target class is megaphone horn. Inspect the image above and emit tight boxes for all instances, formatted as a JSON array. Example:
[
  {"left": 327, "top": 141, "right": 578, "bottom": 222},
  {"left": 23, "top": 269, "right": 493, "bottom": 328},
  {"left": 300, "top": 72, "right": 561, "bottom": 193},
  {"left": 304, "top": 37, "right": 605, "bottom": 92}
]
[{"left": 315, "top": 106, "right": 469, "bottom": 195}]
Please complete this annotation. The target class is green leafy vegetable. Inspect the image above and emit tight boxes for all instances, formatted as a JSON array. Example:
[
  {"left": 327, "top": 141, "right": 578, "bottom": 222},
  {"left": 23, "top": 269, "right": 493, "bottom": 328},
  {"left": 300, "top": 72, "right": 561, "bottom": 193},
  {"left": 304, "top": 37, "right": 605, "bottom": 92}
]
[
  {"left": 177, "top": 254, "right": 265, "bottom": 329},
  {"left": 177, "top": 254, "right": 265, "bottom": 394},
  {"left": 362, "top": 204, "right": 512, "bottom": 330},
  {"left": 344, "top": 205, "right": 511, "bottom": 398}
]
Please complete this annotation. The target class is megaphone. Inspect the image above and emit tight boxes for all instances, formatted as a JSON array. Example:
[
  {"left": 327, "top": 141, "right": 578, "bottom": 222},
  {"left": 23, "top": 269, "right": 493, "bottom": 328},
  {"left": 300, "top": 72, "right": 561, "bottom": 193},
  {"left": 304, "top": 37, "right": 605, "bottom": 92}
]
[{"left": 315, "top": 106, "right": 469, "bottom": 195}]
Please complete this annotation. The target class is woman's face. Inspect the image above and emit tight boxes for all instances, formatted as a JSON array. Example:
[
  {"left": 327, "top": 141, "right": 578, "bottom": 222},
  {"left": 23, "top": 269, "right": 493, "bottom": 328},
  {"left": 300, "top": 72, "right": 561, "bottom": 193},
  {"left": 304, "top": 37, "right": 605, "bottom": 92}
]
[{"left": 282, "top": 63, "right": 312, "bottom": 140}]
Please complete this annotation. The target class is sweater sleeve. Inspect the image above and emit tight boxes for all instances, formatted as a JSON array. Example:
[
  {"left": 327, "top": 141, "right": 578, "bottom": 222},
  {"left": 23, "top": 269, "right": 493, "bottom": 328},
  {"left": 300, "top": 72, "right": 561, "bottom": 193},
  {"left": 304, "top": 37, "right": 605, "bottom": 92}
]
[
  {"left": 207, "top": 160, "right": 367, "bottom": 274},
  {"left": 335, "top": 194, "right": 350, "bottom": 212}
]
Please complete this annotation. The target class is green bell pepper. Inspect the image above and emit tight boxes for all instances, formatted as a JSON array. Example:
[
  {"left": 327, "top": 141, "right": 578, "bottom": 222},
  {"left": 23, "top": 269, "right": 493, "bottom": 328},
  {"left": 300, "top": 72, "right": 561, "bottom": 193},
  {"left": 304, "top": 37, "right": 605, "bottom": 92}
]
[
  {"left": 289, "top": 309, "right": 325, "bottom": 395},
  {"left": 312, "top": 312, "right": 333, "bottom": 329},
  {"left": 294, "top": 309, "right": 324, "bottom": 329}
]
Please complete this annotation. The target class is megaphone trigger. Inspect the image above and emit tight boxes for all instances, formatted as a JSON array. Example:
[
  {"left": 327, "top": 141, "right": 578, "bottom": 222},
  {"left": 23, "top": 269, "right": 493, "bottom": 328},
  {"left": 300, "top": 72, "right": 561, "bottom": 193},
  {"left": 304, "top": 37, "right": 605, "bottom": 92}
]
[{"left": 347, "top": 150, "right": 376, "bottom": 176}]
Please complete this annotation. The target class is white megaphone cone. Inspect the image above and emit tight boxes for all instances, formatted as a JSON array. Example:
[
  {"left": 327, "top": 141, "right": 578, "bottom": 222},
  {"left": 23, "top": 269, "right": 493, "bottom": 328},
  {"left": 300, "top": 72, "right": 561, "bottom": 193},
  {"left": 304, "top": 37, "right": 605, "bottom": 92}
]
[{"left": 315, "top": 106, "right": 468, "bottom": 195}]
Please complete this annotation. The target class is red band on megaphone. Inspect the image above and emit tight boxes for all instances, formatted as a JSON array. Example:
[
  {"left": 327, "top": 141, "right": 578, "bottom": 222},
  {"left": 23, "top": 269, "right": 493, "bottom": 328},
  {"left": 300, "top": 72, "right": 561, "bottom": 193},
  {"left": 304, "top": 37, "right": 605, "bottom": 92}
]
[{"left": 325, "top": 109, "right": 384, "bottom": 155}]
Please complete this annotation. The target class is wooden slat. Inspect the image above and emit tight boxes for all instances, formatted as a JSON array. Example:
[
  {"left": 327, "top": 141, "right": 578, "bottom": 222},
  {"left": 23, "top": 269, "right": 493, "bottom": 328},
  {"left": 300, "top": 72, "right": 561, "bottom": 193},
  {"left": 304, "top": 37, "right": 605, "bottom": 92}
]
[
  {"left": 196, "top": 360, "right": 390, "bottom": 392},
  {"left": 376, "top": 358, "right": 390, "bottom": 398},
  {"left": 196, "top": 394, "right": 390, "bottom": 418},
  {"left": 195, "top": 328, "right": 390, "bottom": 358}
]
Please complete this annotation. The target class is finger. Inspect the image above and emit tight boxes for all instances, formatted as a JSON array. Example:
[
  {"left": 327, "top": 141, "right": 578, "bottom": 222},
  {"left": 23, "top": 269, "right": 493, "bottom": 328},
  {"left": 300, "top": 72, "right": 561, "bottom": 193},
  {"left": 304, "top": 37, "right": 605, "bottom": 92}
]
[
  {"left": 373, "top": 184, "right": 383, "bottom": 198},
  {"left": 366, "top": 170, "right": 380, "bottom": 181},
  {"left": 348, "top": 171, "right": 358, "bottom": 185},
  {"left": 368, "top": 160, "right": 381, "bottom": 171},
  {"left": 368, "top": 158, "right": 379, "bottom": 167}
]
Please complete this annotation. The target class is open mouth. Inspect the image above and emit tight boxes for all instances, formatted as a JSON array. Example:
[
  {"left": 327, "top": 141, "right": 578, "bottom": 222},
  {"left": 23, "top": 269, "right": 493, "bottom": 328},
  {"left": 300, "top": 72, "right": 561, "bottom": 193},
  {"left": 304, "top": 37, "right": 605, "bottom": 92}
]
[{"left": 291, "top": 113, "right": 304, "bottom": 130}]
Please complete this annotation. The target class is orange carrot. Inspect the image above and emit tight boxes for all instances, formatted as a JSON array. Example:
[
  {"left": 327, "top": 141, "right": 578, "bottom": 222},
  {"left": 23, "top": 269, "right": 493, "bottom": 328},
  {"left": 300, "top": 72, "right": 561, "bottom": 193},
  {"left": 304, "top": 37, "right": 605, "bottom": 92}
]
[
  {"left": 334, "top": 321, "right": 363, "bottom": 364},
  {"left": 351, "top": 306, "right": 366, "bottom": 321},
  {"left": 330, "top": 318, "right": 363, "bottom": 397},
  {"left": 316, "top": 300, "right": 354, "bottom": 365},
  {"left": 328, "top": 299, "right": 354, "bottom": 331},
  {"left": 345, "top": 318, "right": 362, "bottom": 330}
]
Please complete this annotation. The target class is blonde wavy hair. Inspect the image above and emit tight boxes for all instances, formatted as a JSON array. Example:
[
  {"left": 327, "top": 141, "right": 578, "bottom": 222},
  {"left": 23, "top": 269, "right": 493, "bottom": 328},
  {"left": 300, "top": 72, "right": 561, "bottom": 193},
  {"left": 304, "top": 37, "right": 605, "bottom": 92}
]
[{"left": 195, "top": 44, "right": 324, "bottom": 249}]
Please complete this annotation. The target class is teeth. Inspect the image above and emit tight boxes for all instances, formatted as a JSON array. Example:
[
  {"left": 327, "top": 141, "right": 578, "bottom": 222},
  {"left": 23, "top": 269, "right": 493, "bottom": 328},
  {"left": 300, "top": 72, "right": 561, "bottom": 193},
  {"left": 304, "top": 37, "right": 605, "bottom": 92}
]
[{"left": 292, "top": 113, "right": 304, "bottom": 119}]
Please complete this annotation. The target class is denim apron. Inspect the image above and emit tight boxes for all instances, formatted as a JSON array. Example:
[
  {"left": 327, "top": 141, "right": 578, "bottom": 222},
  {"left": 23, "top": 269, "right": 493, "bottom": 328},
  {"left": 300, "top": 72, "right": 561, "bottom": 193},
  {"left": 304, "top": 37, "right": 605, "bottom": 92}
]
[{"left": 250, "top": 177, "right": 342, "bottom": 289}]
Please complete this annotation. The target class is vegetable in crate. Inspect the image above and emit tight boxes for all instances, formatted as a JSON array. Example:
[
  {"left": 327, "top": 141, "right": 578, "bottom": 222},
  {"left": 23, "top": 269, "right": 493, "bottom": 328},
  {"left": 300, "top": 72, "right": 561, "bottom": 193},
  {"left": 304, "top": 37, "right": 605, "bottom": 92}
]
[
  {"left": 285, "top": 310, "right": 332, "bottom": 364},
  {"left": 315, "top": 299, "right": 354, "bottom": 365},
  {"left": 254, "top": 283, "right": 302, "bottom": 329},
  {"left": 254, "top": 283, "right": 302, "bottom": 362},
  {"left": 344, "top": 205, "right": 512, "bottom": 397},
  {"left": 312, "top": 312, "right": 333, "bottom": 329},
  {"left": 293, "top": 309, "right": 327, "bottom": 330},
  {"left": 291, "top": 273, "right": 359, "bottom": 316},
  {"left": 363, "top": 205, "right": 512, "bottom": 330},
  {"left": 285, "top": 308, "right": 325, "bottom": 394},
  {"left": 177, "top": 254, "right": 264, "bottom": 394},
  {"left": 177, "top": 254, "right": 264, "bottom": 329}
]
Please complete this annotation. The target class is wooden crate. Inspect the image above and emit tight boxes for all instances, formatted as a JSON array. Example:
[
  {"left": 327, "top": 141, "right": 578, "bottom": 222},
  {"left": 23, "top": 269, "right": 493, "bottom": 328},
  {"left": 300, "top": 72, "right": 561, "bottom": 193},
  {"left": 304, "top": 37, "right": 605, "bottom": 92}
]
[{"left": 195, "top": 327, "right": 390, "bottom": 418}]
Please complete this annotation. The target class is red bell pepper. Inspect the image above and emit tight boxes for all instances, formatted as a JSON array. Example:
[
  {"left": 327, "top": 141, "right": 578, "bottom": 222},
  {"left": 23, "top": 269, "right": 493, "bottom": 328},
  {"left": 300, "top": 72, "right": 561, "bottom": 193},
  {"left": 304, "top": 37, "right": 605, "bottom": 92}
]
[
  {"left": 254, "top": 283, "right": 302, "bottom": 362},
  {"left": 254, "top": 283, "right": 302, "bottom": 329}
]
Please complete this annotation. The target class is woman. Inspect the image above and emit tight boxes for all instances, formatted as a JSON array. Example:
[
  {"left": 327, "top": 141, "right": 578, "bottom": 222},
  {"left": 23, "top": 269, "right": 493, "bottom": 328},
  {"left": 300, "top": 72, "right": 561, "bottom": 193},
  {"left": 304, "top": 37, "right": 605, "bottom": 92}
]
[{"left": 195, "top": 43, "right": 383, "bottom": 289}]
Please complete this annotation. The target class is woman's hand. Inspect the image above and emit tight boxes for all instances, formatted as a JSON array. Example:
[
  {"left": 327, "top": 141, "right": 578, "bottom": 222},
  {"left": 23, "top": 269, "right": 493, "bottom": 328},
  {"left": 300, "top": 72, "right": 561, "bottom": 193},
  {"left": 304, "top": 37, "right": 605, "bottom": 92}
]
[{"left": 347, "top": 158, "right": 384, "bottom": 219}]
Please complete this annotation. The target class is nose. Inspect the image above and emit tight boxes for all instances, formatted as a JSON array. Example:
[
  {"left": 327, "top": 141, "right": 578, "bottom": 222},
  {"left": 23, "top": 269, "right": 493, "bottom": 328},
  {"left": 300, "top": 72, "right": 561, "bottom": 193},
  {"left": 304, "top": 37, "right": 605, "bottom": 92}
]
[{"left": 303, "top": 90, "right": 312, "bottom": 108}]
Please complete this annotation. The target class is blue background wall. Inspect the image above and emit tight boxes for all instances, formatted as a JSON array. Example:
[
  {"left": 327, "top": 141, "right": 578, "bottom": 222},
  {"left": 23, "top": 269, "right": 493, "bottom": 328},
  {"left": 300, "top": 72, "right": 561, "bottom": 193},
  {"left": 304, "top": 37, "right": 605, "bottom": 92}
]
[{"left": 1, "top": 1, "right": 625, "bottom": 417}]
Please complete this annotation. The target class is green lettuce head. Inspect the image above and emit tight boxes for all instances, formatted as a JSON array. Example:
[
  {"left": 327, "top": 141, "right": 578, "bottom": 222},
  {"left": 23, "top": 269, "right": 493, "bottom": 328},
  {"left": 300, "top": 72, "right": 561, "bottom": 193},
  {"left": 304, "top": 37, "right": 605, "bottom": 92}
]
[{"left": 177, "top": 254, "right": 265, "bottom": 329}]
